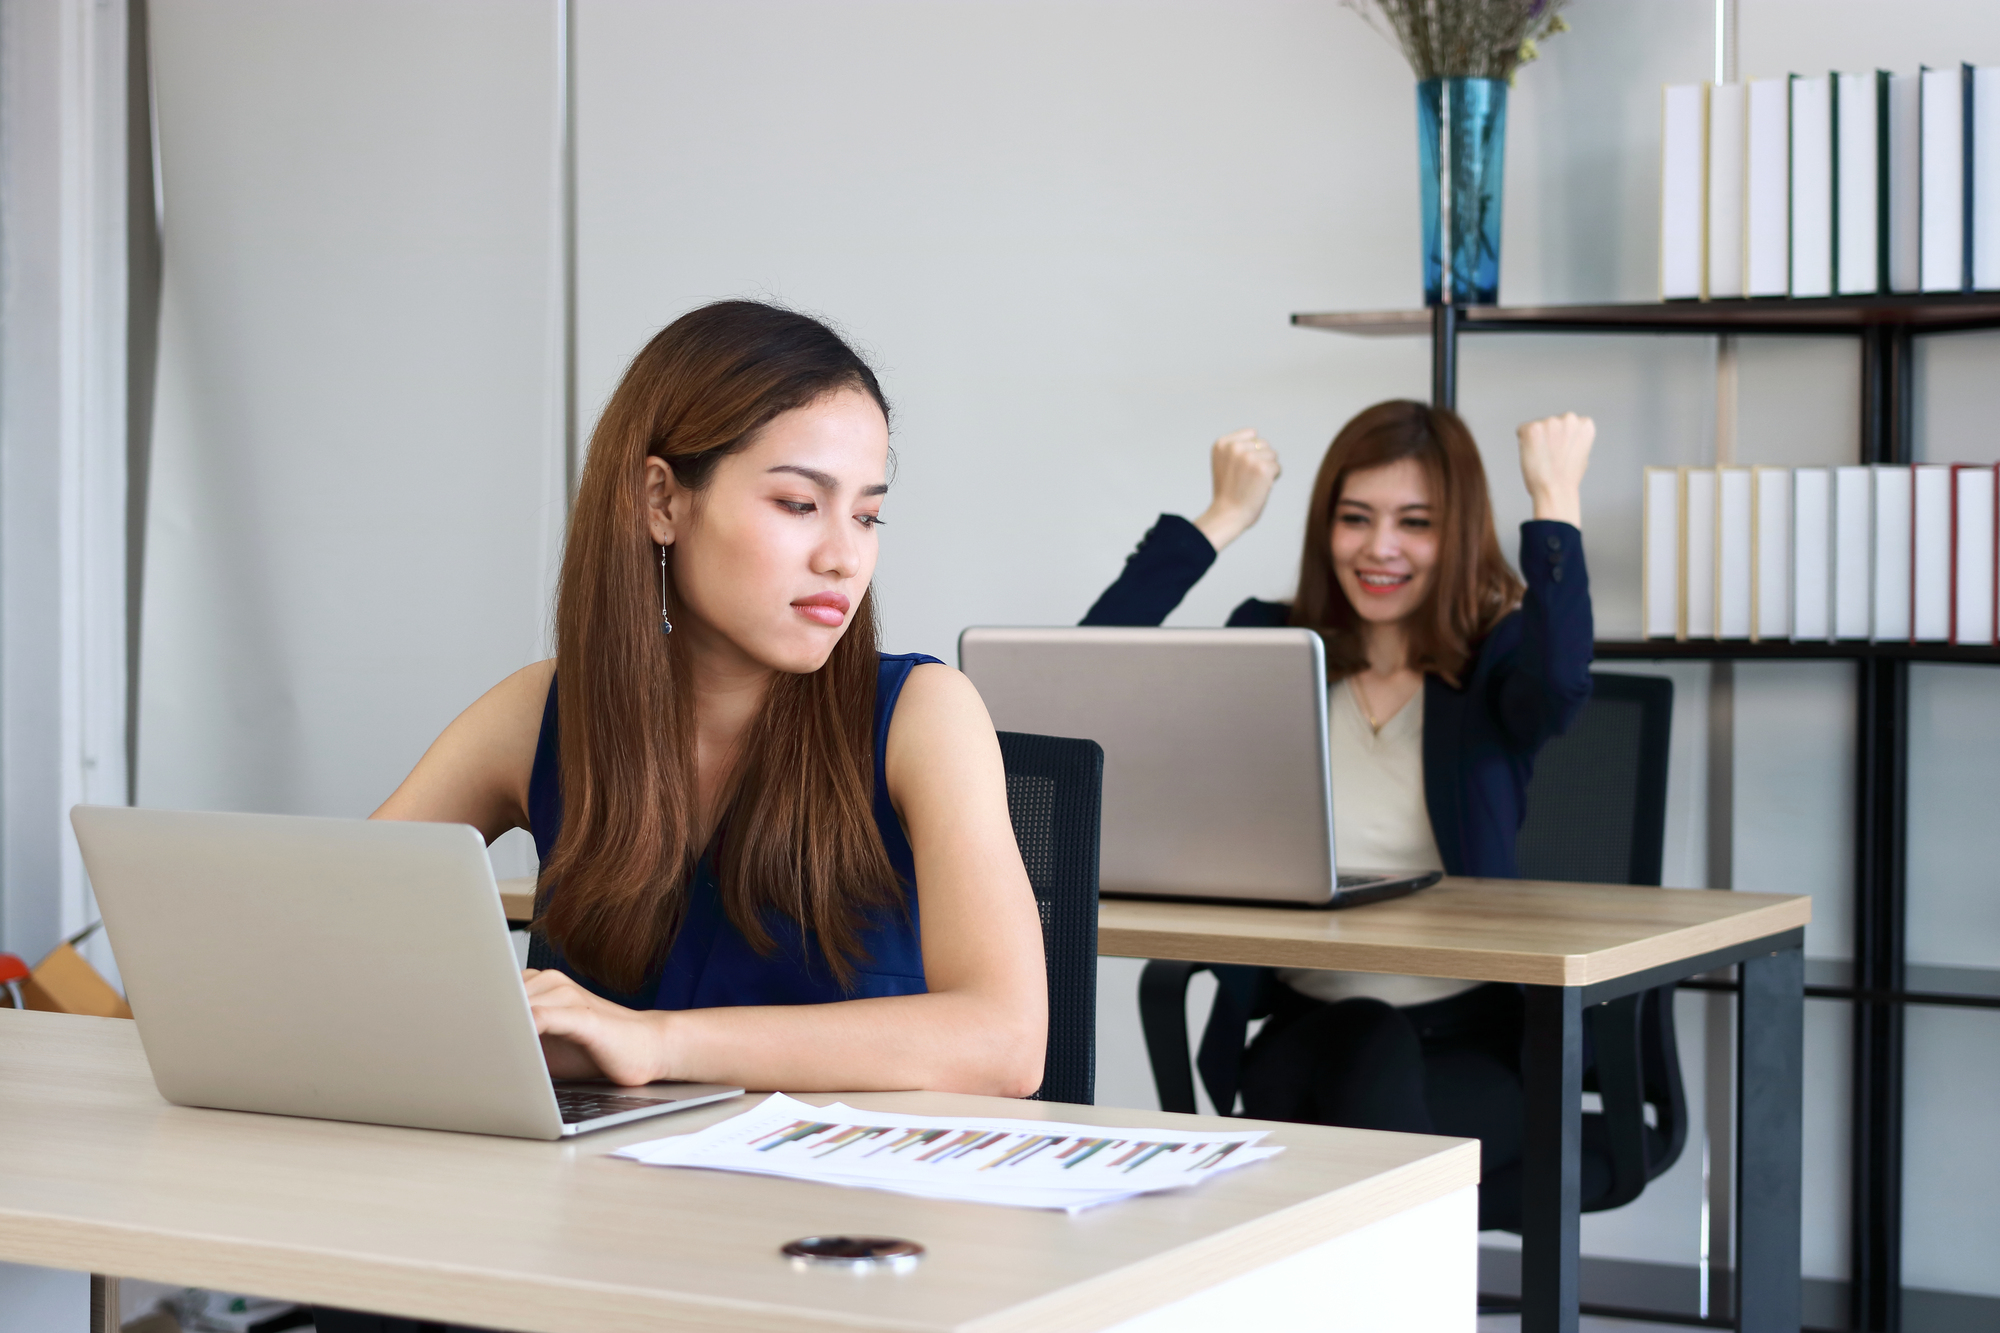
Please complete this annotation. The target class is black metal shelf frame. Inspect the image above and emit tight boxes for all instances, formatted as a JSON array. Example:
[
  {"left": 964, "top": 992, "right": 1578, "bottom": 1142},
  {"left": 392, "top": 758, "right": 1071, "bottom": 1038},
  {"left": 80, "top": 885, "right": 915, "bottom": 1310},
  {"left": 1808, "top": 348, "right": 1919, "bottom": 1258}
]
[
  {"left": 1295, "top": 295, "right": 2000, "bottom": 1333},
  {"left": 1679, "top": 978, "right": 2000, "bottom": 1012}
]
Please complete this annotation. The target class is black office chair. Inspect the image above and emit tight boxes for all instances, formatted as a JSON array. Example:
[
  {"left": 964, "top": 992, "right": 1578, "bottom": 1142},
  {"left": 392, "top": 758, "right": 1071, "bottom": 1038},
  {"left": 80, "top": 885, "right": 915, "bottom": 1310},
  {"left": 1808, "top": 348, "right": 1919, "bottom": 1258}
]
[
  {"left": 997, "top": 731, "right": 1104, "bottom": 1106},
  {"left": 1137, "top": 672, "right": 1683, "bottom": 1230}
]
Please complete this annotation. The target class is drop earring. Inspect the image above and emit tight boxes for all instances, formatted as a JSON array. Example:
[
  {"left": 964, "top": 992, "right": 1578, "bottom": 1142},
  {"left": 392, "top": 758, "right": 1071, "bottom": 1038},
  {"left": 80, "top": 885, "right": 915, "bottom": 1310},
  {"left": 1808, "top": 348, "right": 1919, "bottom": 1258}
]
[{"left": 658, "top": 545, "right": 673, "bottom": 635}]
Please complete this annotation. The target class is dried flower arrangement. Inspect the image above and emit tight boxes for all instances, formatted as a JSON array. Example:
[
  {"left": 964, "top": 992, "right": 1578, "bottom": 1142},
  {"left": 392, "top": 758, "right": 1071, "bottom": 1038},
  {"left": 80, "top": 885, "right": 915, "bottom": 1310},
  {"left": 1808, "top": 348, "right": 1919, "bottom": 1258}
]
[{"left": 1343, "top": 0, "right": 1572, "bottom": 81}]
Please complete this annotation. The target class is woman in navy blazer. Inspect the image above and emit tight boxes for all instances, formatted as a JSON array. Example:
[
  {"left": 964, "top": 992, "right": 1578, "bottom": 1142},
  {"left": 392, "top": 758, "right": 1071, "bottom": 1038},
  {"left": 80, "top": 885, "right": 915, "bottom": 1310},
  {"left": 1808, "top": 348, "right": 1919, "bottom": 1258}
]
[{"left": 1082, "top": 401, "right": 1595, "bottom": 1215}]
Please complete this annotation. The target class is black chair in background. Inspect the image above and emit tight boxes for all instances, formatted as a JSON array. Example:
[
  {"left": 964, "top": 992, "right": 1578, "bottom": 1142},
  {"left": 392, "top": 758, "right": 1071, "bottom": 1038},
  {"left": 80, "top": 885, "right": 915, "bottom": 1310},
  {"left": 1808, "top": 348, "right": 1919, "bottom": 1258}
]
[
  {"left": 997, "top": 731, "right": 1104, "bottom": 1106},
  {"left": 1514, "top": 672, "right": 1672, "bottom": 886},
  {"left": 1138, "top": 672, "right": 1682, "bottom": 1229}
]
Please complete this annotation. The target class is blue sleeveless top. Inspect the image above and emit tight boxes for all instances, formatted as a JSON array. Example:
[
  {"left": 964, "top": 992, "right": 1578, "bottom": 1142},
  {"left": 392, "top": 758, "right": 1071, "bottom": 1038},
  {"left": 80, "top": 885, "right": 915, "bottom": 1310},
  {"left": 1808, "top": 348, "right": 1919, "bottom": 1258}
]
[{"left": 526, "top": 652, "right": 942, "bottom": 1010}]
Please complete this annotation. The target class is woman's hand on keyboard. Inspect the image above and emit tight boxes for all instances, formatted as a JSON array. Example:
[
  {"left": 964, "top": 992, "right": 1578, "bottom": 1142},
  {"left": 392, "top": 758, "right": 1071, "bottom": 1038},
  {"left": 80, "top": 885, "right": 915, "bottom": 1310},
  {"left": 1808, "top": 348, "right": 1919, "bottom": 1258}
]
[{"left": 522, "top": 967, "right": 668, "bottom": 1086}]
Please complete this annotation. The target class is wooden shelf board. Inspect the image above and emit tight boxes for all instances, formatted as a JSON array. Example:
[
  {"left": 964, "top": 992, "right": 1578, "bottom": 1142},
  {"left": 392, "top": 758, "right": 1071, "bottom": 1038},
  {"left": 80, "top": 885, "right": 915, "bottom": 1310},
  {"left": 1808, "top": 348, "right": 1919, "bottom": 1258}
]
[{"left": 1292, "top": 294, "right": 2000, "bottom": 338}]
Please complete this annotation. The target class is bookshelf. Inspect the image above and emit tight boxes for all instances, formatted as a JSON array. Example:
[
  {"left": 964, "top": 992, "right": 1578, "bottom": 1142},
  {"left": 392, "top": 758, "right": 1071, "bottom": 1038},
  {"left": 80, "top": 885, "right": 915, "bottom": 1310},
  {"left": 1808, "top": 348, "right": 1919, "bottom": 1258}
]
[
  {"left": 1296, "top": 294, "right": 2000, "bottom": 1333},
  {"left": 1597, "top": 639, "right": 2000, "bottom": 664}
]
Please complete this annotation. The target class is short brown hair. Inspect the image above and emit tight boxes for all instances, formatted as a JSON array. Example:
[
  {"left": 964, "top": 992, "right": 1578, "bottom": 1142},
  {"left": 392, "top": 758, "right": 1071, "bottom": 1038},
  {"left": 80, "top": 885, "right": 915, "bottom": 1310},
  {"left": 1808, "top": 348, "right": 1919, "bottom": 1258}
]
[{"left": 1289, "top": 400, "right": 1522, "bottom": 686}]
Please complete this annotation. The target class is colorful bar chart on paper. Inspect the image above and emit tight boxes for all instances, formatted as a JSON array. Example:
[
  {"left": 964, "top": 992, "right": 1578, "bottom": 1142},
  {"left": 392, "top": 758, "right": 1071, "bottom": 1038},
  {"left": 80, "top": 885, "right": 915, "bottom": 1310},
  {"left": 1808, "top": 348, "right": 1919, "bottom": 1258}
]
[{"left": 615, "top": 1093, "right": 1284, "bottom": 1212}]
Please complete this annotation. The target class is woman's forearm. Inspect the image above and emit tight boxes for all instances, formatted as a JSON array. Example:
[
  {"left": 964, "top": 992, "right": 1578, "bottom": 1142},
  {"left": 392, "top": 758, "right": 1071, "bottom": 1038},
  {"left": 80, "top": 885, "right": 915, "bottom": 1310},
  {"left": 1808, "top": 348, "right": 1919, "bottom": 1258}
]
[
  {"left": 1079, "top": 515, "right": 1217, "bottom": 626},
  {"left": 1192, "top": 501, "right": 1258, "bottom": 549},
  {"left": 1493, "top": 522, "right": 1595, "bottom": 748},
  {"left": 650, "top": 989, "right": 1046, "bottom": 1097},
  {"left": 1528, "top": 485, "right": 1582, "bottom": 529}
]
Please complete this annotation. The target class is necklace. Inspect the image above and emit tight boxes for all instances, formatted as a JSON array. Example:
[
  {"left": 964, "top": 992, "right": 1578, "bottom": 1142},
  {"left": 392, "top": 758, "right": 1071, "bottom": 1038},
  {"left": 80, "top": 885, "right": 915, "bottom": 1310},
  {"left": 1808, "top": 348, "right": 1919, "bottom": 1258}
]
[{"left": 1349, "top": 675, "right": 1383, "bottom": 733}]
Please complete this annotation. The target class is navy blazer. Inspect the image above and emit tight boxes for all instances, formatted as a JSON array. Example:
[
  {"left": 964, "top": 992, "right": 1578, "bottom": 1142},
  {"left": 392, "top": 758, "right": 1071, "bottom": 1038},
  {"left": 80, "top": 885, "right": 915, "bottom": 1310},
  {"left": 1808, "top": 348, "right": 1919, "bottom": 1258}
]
[{"left": 1081, "top": 515, "right": 1594, "bottom": 879}]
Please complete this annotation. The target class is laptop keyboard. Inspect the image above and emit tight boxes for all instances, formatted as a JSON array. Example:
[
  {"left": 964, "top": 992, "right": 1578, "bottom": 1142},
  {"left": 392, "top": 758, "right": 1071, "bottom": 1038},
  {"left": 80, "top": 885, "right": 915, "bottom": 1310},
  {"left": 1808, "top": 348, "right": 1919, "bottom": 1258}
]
[{"left": 555, "top": 1088, "right": 670, "bottom": 1124}]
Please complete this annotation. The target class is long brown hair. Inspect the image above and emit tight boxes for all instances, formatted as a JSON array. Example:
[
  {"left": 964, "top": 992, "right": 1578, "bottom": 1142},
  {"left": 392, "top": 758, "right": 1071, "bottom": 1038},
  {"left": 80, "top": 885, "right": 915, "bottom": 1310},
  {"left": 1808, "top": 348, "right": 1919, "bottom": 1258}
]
[
  {"left": 1290, "top": 400, "right": 1522, "bottom": 685},
  {"left": 537, "top": 301, "right": 902, "bottom": 993}
]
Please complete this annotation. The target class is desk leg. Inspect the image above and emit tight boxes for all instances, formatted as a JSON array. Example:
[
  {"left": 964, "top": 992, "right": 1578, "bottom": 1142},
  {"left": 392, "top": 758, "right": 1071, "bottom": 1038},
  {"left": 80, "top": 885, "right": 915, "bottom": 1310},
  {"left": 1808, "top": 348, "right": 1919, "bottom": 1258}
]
[
  {"left": 90, "top": 1275, "right": 119, "bottom": 1333},
  {"left": 1521, "top": 985, "right": 1582, "bottom": 1333},
  {"left": 1737, "top": 945, "right": 1804, "bottom": 1333}
]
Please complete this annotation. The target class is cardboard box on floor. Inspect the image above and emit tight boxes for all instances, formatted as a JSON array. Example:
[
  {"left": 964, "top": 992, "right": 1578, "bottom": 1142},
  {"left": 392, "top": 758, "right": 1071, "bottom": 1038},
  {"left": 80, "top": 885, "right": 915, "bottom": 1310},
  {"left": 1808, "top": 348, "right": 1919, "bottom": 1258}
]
[{"left": 2, "top": 938, "right": 132, "bottom": 1019}]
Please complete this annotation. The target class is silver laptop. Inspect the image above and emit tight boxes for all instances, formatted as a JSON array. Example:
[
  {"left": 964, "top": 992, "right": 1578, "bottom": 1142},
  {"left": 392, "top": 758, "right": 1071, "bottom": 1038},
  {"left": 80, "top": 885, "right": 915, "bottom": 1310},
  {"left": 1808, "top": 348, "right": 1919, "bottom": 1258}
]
[
  {"left": 959, "top": 627, "right": 1442, "bottom": 908},
  {"left": 69, "top": 806, "right": 743, "bottom": 1139}
]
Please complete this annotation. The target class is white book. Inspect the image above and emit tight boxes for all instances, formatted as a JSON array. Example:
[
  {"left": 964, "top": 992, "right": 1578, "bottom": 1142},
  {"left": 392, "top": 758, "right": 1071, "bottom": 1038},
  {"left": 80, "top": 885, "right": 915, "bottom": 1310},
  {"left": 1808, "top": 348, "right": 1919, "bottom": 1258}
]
[
  {"left": 1746, "top": 79, "right": 1791, "bottom": 296},
  {"left": 1662, "top": 84, "right": 1708, "bottom": 300},
  {"left": 1643, "top": 467, "right": 1682, "bottom": 637},
  {"left": 1888, "top": 72, "right": 1923, "bottom": 292},
  {"left": 1790, "top": 75, "right": 1834, "bottom": 297},
  {"left": 1753, "top": 466, "right": 1792, "bottom": 641},
  {"left": 1708, "top": 83, "right": 1748, "bottom": 299},
  {"left": 1871, "top": 465, "right": 1913, "bottom": 641},
  {"left": 1793, "top": 468, "right": 1832, "bottom": 640},
  {"left": 1717, "top": 467, "right": 1753, "bottom": 638},
  {"left": 1921, "top": 65, "right": 1968, "bottom": 292},
  {"left": 1954, "top": 464, "right": 1996, "bottom": 644},
  {"left": 1835, "top": 72, "right": 1882, "bottom": 294},
  {"left": 1684, "top": 467, "right": 1718, "bottom": 638},
  {"left": 1974, "top": 67, "right": 2000, "bottom": 289},
  {"left": 1833, "top": 466, "right": 1874, "bottom": 639},
  {"left": 1913, "top": 464, "right": 1953, "bottom": 641}
]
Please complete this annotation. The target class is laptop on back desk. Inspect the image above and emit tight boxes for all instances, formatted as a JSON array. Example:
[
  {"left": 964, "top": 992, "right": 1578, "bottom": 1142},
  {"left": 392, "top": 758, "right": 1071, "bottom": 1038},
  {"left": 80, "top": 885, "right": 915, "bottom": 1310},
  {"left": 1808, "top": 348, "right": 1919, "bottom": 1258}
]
[{"left": 959, "top": 626, "right": 1441, "bottom": 908}]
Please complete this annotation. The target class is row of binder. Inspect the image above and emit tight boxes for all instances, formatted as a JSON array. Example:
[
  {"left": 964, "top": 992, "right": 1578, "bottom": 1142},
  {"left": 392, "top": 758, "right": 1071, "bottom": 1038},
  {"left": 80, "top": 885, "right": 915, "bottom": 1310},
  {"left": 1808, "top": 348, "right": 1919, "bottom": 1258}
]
[
  {"left": 1662, "top": 65, "right": 2000, "bottom": 300},
  {"left": 1641, "top": 464, "right": 2000, "bottom": 644}
]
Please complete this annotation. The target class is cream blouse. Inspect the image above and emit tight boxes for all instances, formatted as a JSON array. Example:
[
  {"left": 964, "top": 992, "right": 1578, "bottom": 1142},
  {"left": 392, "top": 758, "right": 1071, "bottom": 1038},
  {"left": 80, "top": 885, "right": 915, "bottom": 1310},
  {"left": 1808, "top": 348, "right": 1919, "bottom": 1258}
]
[{"left": 1275, "top": 678, "right": 1479, "bottom": 1009}]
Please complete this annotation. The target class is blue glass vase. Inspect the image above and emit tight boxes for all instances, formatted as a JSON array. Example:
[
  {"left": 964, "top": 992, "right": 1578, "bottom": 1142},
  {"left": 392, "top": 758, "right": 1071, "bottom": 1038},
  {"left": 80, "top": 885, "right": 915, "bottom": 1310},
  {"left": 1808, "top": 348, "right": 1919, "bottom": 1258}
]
[{"left": 1417, "top": 77, "right": 1509, "bottom": 306}]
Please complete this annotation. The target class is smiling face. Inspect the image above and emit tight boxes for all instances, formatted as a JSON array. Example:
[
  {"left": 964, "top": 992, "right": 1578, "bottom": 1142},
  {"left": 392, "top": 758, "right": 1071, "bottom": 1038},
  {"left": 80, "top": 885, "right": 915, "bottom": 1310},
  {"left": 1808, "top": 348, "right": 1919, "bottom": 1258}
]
[
  {"left": 1329, "top": 458, "right": 1439, "bottom": 626},
  {"left": 648, "top": 387, "right": 889, "bottom": 675}
]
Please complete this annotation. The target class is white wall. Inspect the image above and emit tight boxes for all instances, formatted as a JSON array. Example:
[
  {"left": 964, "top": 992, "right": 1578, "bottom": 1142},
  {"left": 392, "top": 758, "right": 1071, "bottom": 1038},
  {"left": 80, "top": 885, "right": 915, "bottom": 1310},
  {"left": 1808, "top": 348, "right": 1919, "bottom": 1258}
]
[
  {"left": 576, "top": 0, "right": 1436, "bottom": 651},
  {"left": 0, "top": 1263, "right": 85, "bottom": 1333},
  {"left": 139, "top": 0, "right": 566, "bottom": 876},
  {"left": 0, "top": 0, "right": 134, "bottom": 979}
]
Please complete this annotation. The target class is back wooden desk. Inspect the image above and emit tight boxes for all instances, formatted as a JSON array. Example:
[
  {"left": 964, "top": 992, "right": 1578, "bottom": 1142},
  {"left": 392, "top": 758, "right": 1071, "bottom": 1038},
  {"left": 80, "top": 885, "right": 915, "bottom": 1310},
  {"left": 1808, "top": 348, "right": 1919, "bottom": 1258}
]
[
  {"left": 1097, "top": 879, "right": 1813, "bottom": 1333},
  {"left": 0, "top": 1010, "right": 1478, "bottom": 1333}
]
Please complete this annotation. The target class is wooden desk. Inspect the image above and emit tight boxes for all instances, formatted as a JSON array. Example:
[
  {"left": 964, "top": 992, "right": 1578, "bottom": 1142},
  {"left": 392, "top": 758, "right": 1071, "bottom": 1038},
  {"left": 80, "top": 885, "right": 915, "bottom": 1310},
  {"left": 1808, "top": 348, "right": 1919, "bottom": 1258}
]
[
  {"left": 1099, "top": 878, "right": 1809, "bottom": 986},
  {"left": 1100, "top": 880, "right": 1812, "bottom": 1333},
  {"left": 0, "top": 1010, "right": 1478, "bottom": 1333}
]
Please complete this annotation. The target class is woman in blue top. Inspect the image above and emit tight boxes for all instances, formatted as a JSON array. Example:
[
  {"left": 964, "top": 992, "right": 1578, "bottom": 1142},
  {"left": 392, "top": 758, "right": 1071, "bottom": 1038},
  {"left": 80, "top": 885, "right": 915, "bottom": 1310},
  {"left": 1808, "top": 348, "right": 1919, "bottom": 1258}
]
[
  {"left": 1084, "top": 401, "right": 1594, "bottom": 1217},
  {"left": 373, "top": 301, "right": 1047, "bottom": 1099}
]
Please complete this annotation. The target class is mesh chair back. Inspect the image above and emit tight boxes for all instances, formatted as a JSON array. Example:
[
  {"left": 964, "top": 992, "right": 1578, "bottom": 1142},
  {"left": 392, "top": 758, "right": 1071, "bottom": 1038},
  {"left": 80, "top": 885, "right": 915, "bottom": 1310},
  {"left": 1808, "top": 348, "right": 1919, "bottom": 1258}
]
[
  {"left": 1514, "top": 672, "right": 1674, "bottom": 886},
  {"left": 996, "top": 732, "right": 1103, "bottom": 1106}
]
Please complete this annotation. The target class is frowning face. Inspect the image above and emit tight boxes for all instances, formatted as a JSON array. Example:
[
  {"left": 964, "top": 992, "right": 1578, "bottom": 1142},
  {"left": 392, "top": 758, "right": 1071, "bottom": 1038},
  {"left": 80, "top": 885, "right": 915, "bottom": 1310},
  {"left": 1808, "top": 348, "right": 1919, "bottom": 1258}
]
[{"left": 647, "top": 387, "right": 889, "bottom": 675}]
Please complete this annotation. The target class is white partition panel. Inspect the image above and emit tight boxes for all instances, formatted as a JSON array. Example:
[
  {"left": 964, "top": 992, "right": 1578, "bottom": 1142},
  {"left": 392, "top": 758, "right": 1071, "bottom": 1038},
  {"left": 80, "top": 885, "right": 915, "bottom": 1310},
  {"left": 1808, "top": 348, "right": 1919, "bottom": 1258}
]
[
  {"left": 140, "top": 0, "right": 565, "bottom": 825},
  {"left": 0, "top": 0, "right": 133, "bottom": 976}
]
